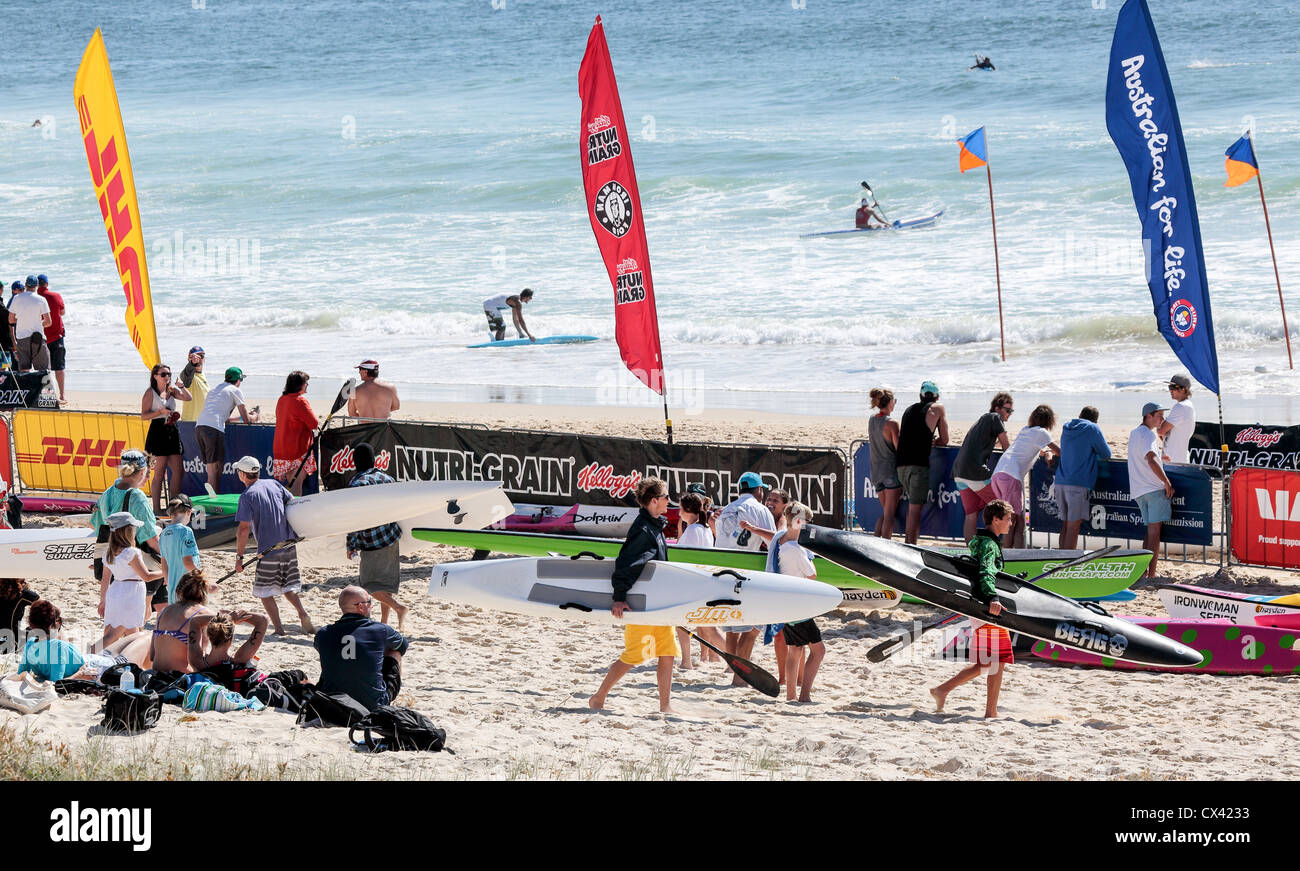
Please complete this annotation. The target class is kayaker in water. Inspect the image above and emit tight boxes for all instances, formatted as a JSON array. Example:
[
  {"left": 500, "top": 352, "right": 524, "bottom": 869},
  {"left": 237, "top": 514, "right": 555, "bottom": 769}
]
[
  {"left": 931, "top": 499, "right": 1014, "bottom": 718},
  {"left": 856, "top": 182, "right": 890, "bottom": 229},
  {"left": 969, "top": 54, "right": 995, "bottom": 71},
  {"left": 482, "top": 288, "right": 535, "bottom": 342}
]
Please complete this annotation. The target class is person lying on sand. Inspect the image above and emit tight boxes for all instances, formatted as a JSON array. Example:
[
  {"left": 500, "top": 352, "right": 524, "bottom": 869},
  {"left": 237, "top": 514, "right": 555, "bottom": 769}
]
[{"left": 19, "top": 600, "right": 151, "bottom": 682}]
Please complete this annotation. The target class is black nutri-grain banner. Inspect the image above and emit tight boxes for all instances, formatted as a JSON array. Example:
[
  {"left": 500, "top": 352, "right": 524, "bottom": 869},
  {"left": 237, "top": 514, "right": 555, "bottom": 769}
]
[
  {"left": 1189, "top": 421, "right": 1300, "bottom": 474},
  {"left": 320, "top": 421, "right": 846, "bottom": 527}
]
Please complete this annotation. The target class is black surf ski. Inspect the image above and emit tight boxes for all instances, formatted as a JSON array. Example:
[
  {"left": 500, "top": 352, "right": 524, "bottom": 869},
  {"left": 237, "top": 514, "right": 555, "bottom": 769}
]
[{"left": 798, "top": 525, "right": 1201, "bottom": 668}]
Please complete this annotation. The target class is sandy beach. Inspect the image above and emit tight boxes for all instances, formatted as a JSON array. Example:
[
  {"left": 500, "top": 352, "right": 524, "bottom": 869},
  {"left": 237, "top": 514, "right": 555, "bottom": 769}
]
[{"left": 4, "top": 393, "right": 1298, "bottom": 781}]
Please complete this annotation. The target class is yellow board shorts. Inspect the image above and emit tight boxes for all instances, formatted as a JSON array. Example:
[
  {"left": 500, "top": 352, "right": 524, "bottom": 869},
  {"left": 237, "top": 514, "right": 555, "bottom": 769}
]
[{"left": 619, "top": 624, "right": 681, "bottom": 665}]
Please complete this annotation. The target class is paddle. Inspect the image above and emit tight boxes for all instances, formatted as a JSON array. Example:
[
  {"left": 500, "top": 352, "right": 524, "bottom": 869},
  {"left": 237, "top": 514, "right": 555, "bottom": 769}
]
[
  {"left": 680, "top": 627, "right": 779, "bottom": 698},
  {"left": 214, "top": 537, "right": 302, "bottom": 585},
  {"left": 860, "top": 180, "right": 890, "bottom": 225},
  {"left": 286, "top": 377, "right": 357, "bottom": 491},
  {"left": 865, "top": 545, "right": 1124, "bottom": 663}
]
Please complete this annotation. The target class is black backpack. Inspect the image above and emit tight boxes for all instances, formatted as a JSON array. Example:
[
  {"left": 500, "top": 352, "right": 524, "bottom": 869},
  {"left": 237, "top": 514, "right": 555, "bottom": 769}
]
[
  {"left": 100, "top": 689, "right": 163, "bottom": 734},
  {"left": 99, "top": 662, "right": 146, "bottom": 689},
  {"left": 349, "top": 705, "right": 451, "bottom": 753},
  {"left": 296, "top": 690, "right": 370, "bottom": 728}
]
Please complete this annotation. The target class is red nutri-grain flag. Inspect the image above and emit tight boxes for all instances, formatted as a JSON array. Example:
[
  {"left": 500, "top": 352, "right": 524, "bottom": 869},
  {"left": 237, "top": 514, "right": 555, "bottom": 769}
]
[{"left": 578, "top": 15, "right": 664, "bottom": 395}]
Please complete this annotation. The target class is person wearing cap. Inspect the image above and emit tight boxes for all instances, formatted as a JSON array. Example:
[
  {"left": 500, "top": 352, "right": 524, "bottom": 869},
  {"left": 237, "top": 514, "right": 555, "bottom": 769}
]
[
  {"left": 348, "top": 359, "right": 401, "bottom": 420},
  {"left": 195, "top": 366, "right": 258, "bottom": 491},
  {"left": 1158, "top": 374, "right": 1196, "bottom": 464},
  {"left": 89, "top": 449, "right": 163, "bottom": 608},
  {"left": 1128, "top": 402, "right": 1176, "bottom": 579},
  {"left": 233, "top": 456, "right": 314, "bottom": 635},
  {"left": 482, "top": 288, "right": 535, "bottom": 343},
  {"left": 179, "top": 346, "right": 209, "bottom": 423},
  {"left": 98, "top": 511, "right": 165, "bottom": 650},
  {"left": 895, "top": 381, "right": 950, "bottom": 544},
  {"left": 345, "top": 442, "right": 408, "bottom": 632},
  {"left": 34, "top": 275, "right": 66, "bottom": 402},
  {"left": 158, "top": 494, "right": 201, "bottom": 604},
  {"left": 6, "top": 276, "right": 51, "bottom": 373}
]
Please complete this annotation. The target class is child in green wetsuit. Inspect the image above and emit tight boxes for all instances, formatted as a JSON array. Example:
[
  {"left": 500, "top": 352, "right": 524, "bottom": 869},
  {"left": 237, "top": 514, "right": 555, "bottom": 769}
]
[{"left": 930, "top": 499, "right": 1014, "bottom": 718}]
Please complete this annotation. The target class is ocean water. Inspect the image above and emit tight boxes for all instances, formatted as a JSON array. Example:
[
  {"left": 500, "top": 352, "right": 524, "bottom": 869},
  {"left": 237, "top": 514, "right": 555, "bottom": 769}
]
[{"left": 3, "top": 0, "right": 1299, "bottom": 419}]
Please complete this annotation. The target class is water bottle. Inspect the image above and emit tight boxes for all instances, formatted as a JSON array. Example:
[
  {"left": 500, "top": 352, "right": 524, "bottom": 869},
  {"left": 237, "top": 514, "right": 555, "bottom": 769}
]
[{"left": 119, "top": 668, "right": 135, "bottom": 693}]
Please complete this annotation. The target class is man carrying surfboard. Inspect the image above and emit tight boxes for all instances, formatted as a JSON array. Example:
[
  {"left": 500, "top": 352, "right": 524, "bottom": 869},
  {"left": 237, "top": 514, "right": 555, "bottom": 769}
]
[
  {"left": 482, "top": 288, "right": 534, "bottom": 343},
  {"left": 589, "top": 476, "right": 679, "bottom": 714}
]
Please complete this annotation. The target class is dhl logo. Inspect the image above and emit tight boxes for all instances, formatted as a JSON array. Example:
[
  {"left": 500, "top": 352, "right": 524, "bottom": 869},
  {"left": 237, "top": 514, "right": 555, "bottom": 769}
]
[
  {"left": 682, "top": 606, "right": 743, "bottom": 625},
  {"left": 20, "top": 437, "right": 127, "bottom": 467}
]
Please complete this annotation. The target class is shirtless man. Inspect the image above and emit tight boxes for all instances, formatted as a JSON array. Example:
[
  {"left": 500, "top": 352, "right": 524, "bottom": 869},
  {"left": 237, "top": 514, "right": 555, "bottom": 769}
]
[
  {"left": 482, "top": 288, "right": 534, "bottom": 342},
  {"left": 347, "top": 360, "right": 401, "bottom": 420}
]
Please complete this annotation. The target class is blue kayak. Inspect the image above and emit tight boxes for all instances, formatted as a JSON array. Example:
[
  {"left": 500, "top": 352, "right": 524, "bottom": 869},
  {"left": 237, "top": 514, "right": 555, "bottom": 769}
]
[
  {"left": 466, "top": 335, "right": 599, "bottom": 349},
  {"left": 800, "top": 210, "right": 944, "bottom": 238}
]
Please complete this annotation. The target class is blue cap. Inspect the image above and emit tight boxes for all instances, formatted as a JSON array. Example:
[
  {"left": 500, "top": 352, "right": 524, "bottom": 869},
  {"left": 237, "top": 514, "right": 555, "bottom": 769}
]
[
  {"left": 9, "top": 281, "right": 22, "bottom": 292},
  {"left": 24, "top": 275, "right": 36, "bottom": 288},
  {"left": 920, "top": 380, "right": 940, "bottom": 398},
  {"left": 738, "top": 472, "right": 766, "bottom": 490},
  {"left": 36, "top": 274, "right": 47, "bottom": 285},
  {"left": 188, "top": 345, "right": 205, "bottom": 355}
]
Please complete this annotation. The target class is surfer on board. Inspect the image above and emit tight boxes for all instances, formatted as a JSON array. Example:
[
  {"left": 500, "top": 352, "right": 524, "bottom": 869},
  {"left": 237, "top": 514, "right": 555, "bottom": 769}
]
[
  {"left": 482, "top": 288, "right": 535, "bottom": 342},
  {"left": 968, "top": 54, "right": 995, "bottom": 70},
  {"left": 856, "top": 182, "right": 889, "bottom": 229},
  {"left": 930, "top": 499, "right": 1013, "bottom": 718}
]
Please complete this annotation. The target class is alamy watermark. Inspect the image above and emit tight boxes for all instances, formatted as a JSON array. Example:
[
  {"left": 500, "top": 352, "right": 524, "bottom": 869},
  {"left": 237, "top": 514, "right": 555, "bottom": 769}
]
[{"left": 150, "top": 230, "right": 261, "bottom": 280}]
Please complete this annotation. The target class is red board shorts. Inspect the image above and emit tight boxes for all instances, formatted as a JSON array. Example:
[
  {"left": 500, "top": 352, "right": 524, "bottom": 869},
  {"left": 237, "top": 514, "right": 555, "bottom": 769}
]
[
  {"left": 271, "top": 454, "right": 317, "bottom": 481},
  {"left": 970, "top": 623, "right": 1014, "bottom": 667}
]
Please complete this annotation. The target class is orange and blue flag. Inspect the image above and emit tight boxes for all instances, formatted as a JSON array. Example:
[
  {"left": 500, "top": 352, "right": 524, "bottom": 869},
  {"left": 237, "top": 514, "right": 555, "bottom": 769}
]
[
  {"left": 957, "top": 127, "right": 987, "bottom": 173},
  {"left": 1224, "top": 135, "right": 1258, "bottom": 188}
]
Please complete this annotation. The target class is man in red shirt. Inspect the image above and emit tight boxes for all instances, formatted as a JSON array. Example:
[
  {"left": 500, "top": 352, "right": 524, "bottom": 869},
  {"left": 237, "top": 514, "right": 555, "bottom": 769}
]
[
  {"left": 35, "top": 275, "right": 66, "bottom": 404},
  {"left": 272, "top": 370, "right": 319, "bottom": 496}
]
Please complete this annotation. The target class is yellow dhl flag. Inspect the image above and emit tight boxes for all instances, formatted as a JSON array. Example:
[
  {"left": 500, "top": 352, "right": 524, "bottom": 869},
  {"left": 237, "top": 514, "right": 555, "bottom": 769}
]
[{"left": 73, "top": 29, "right": 160, "bottom": 370}]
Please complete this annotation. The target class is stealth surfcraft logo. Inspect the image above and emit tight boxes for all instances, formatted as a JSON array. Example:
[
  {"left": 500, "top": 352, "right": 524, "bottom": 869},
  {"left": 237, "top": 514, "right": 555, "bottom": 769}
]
[
  {"left": 593, "top": 180, "right": 633, "bottom": 237},
  {"left": 586, "top": 115, "right": 622, "bottom": 166},
  {"left": 1170, "top": 298, "right": 1198, "bottom": 338},
  {"left": 614, "top": 257, "right": 645, "bottom": 305}
]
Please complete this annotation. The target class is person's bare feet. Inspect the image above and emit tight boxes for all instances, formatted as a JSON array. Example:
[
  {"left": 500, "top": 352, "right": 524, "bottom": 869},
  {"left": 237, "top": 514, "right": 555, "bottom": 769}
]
[
  {"left": 930, "top": 687, "right": 948, "bottom": 713},
  {"left": 300, "top": 615, "right": 315, "bottom": 634},
  {"left": 588, "top": 695, "right": 606, "bottom": 711},
  {"left": 393, "top": 605, "right": 407, "bottom": 633},
  {"left": 799, "top": 694, "right": 814, "bottom": 703},
  {"left": 659, "top": 705, "right": 677, "bottom": 715}
]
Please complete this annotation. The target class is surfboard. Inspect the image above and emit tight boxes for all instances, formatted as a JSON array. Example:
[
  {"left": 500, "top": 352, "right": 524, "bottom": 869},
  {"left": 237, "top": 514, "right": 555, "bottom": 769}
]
[
  {"left": 16, "top": 496, "right": 96, "bottom": 514},
  {"left": 465, "top": 335, "right": 599, "bottom": 349},
  {"left": 797, "top": 524, "right": 1201, "bottom": 668},
  {"left": 1156, "top": 583, "right": 1300, "bottom": 626},
  {"left": 428, "top": 555, "right": 844, "bottom": 627},
  {"left": 0, "top": 527, "right": 98, "bottom": 578},
  {"left": 408, "top": 527, "right": 1140, "bottom": 602},
  {"left": 799, "top": 210, "right": 944, "bottom": 238},
  {"left": 1031, "top": 617, "right": 1300, "bottom": 675}
]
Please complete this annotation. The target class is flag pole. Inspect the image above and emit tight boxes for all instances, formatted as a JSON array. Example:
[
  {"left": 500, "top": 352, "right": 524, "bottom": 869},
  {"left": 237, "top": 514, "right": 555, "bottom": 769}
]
[
  {"left": 1217, "top": 392, "right": 1227, "bottom": 567},
  {"left": 985, "top": 163, "right": 1006, "bottom": 361},
  {"left": 1254, "top": 162, "right": 1291, "bottom": 368}
]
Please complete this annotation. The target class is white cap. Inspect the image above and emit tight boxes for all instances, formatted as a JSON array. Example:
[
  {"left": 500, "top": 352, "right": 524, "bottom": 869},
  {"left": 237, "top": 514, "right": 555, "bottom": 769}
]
[
  {"left": 107, "top": 511, "right": 144, "bottom": 530},
  {"left": 234, "top": 456, "right": 261, "bottom": 474}
]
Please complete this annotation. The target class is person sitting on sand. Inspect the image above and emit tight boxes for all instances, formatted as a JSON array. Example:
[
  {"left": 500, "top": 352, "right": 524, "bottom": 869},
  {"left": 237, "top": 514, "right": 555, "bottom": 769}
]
[
  {"left": 931, "top": 499, "right": 1015, "bottom": 718},
  {"left": 189, "top": 609, "right": 270, "bottom": 691},
  {"left": 98, "top": 513, "right": 165, "bottom": 650},
  {"left": 589, "top": 477, "right": 679, "bottom": 714},
  {"left": 20, "top": 600, "right": 151, "bottom": 682},
  {"left": 315, "top": 585, "right": 408, "bottom": 711},
  {"left": 1, "top": 578, "right": 39, "bottom": 654},
  {"left": 150, "top": 570, "right": 215, "bottom": 675}
]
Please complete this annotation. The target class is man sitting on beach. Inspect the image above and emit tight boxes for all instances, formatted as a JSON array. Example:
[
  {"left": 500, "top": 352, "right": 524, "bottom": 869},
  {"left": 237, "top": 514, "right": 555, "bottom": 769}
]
[
  {"left": 315, "top": 585, "right": 409, "bottom": 711},
  {"left": 233, "top": 456, "right": 314, "bottom": 635},
  {"left": 348, "top": 359, "right": 401, "bottom": 419}
]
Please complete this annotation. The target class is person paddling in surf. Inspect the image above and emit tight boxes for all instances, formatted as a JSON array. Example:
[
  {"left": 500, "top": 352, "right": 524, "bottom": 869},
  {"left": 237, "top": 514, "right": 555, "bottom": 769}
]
[
  {"left": 930, "top": 499, "right": 1014, "bottom": 718},
  {"left": 482, "top": 288, "right": 534, "bottom": 342},
  {"left": 968, "top": 54, "right": 995, "bottom": 71},
  {"left": 589, "top": 476, "right": 679, "bottom": 714},
  {"left": 856, "top": 182, "right": 889, "bottom": 229}
]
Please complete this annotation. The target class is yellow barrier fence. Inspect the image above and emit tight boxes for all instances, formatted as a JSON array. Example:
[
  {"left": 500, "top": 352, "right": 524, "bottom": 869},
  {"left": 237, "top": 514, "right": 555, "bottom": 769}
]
[{"left": 13, "top": 410, "right": 150, "bottom": 494}]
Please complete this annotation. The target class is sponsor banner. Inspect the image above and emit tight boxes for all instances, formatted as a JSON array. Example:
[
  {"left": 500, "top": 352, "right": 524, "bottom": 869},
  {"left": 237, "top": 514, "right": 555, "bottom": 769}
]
[
  {"left": 74, "top": 30, "right": 161, "bottom": 370},
  {"left": 1189, "top": 421, "right": 1300, "bottom": 474},
  {"left": 320, "top": 421, "right": 845, "bottom": 527},
  {"left": 1228, "top": 467, "right": 1300, "bottom": 569},
  {"left": 1029, "top": 456, "right": 1213, "bottom": 546},
  {"left": 13, "top": 410, "right": 150, "bottom": 494},
  {"left": 175, "top": 421, "right": 314, "bottom": 497},
  {"left": 0, "top": 415, "right": 10, "bottom": 496},
  {"left": 854, "top": 443, "right": 969, "bottom": 538},
  {"left": 0, "top": 371, "right": 58, "bottom": 410}
]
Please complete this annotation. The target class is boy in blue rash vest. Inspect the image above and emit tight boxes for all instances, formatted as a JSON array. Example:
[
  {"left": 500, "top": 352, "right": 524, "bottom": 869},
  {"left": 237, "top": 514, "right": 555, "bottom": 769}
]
[
  {"left": 589, "top": 476, "right": 679, "bottom": 714},
  {"left": 158, "top": 495, "right": 200, "bottom": 604},
  {"left": 930, "top": 499, "right": 1014, "bottom": 719},
  {"left": 1055, "top": 407, "right": 1111, "bottom": 550}
]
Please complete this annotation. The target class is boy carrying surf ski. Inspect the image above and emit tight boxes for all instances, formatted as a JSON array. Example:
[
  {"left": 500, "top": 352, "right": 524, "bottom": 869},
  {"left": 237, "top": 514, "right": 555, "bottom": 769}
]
[{"left": 930, "top": 499, "right": 1014, "bottom": 718}]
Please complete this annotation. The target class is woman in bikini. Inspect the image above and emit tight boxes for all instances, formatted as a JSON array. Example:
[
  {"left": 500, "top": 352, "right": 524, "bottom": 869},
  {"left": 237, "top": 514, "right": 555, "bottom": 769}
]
[{"left": 149, "top": 570, "right": 214, "bottom": 674}]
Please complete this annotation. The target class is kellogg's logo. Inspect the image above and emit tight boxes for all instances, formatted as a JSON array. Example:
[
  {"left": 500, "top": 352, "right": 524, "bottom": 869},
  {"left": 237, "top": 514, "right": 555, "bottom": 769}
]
[
  {"left": 586, "top": 114, "right": 611, "bottom": 135},
  {"left": 586, "top": 121, "right": 622, "bottom": 166},
  {"left": 328, "top": 445, "right": 392, "bottom": 476},
  {"left": 1235, "top": 427, "right": 1284, "bottom": 449},
  {"left": 575, "top": 462, "right": 641, "bottom": 499}
]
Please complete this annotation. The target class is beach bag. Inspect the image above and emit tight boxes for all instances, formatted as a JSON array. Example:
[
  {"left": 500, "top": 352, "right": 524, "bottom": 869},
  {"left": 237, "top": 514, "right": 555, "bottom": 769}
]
[
  {"left": 53, "top": 678, "right": 106, "bottom": 698},
  {"left": 0, "top": 674, "right": 56, "bottom": 714},
  {"left": 349, "top": 705, "right": 450, "bottom": 753},
  {"left": 100, "top": 689, "right": 163, "bottom": 733},
  {"left": 296, "top": 690, "right": 369, "bottom": 728},
  {"left": 99, "top": 662, "right": 146, "bottom": 689}
]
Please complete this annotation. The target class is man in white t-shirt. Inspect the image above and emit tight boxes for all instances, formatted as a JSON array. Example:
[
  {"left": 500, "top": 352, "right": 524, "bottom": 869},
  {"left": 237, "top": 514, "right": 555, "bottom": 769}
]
[
  {"left": 1127, "top": 401, "right": 1175, "bottom": 579},
  {"left": 1158, "top": 373, "right": 1195, "bottom": 464},
  {"left": 195, "top": 366, "right": 259, "bottom": 491},
  {"left": 7, "top": 282, "right": 51, "bottom": 372},
  {"left": 714, "top": 472, "right": 775, "bottom": 551},
  {"left": 482, "top": 288, "right": 534, "bottom": 342}
]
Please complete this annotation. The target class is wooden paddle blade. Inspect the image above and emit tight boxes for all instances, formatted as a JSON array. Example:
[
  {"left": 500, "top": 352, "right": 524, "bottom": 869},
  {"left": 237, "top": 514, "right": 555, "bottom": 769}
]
[{"left": 721, "top": 653, "right": 780, "bottom": 697}]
